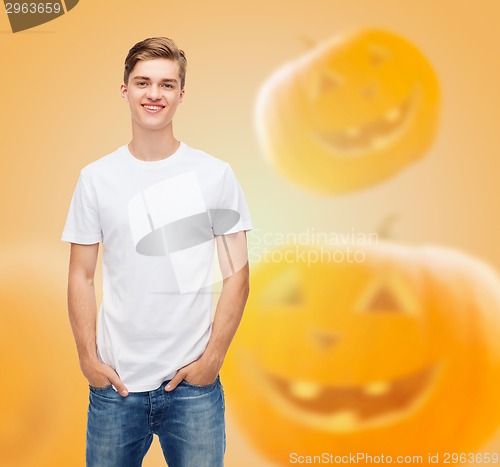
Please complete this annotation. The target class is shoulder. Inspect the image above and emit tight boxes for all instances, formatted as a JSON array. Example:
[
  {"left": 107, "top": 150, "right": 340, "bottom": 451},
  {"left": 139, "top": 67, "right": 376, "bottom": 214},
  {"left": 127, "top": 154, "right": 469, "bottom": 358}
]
[
  {"left": 80, "top": 145, "right": 126, "bottom": 178},
  {"left": 182, "top": 142, "right": 231, "bottom": 173}
]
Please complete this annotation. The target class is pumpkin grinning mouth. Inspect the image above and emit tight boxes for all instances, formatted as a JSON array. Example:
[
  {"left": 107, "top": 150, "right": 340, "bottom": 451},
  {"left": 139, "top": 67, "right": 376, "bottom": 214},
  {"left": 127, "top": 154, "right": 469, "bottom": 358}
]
[
  {"left": 267, "top": 363, "right": 436, "bottom": 418},
  {"left": 311, "top": 85, "right": 419, "bottom": 156},
  {"left": 242, "top": 351, "right": 440, "bottom": 432}
]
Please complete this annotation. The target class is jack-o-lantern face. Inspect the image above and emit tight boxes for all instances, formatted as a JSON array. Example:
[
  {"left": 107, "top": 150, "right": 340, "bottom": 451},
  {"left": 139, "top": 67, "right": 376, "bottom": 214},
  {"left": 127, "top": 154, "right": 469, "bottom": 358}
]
[
  {"left": 244, "top": 268, "right": 437, "bottom": 434},
  {"left": 255, "top": 29, "right": 440, "bottom": 194},
  {"left": 223, "top": 243, "right": 500, "bottom": 463}
]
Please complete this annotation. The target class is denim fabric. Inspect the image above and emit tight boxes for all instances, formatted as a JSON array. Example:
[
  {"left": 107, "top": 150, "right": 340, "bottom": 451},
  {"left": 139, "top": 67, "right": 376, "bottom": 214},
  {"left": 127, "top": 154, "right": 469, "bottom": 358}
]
[{"left": 86, "top": 375, "right": 225, "bottom": 466}]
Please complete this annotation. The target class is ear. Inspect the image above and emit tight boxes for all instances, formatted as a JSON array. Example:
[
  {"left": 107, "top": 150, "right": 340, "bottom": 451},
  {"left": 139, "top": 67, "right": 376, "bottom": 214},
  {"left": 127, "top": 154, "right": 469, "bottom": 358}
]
[
  {"left": 179, "top": 88, "right": 185, "bottom": 103},
  {"left": 120, "top": 83, "right": 128, "bottom": 102}
]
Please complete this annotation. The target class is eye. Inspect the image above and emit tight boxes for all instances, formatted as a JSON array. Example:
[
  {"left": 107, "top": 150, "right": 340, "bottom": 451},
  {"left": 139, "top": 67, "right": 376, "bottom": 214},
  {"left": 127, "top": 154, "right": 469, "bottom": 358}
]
[
  {"left": 137, "top": 82, "right": 147, "bottom": 87},
  {"left": 162, "top": 83, "right": 174, "bottom": 88},
  {"left": 368, "top": 44, "right": 392, "bottom": 67},
  {"left": 309, "top": 71, "right": 343, "bottom": 101},
  {"left": 259, "top": 267, "right": 304, "bottom": 307},
  {"left": 355, "top": 273, "right": 419, "bottom": 315},
  {"left": 363, "top": 284, "right": 402, "bottom": 312},
  {"left": 318, "top": 72, "right": 343, "bottom": 94}
]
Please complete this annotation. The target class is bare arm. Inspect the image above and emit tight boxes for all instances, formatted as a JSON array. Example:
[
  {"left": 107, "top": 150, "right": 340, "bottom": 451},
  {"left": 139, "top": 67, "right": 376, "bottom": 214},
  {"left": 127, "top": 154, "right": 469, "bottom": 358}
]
[
  {"left": 165, "top": 231, "right": 250, "bottom": 390},
  {"left": 68, "top": 243, "right": 129, "bottom": 396}
]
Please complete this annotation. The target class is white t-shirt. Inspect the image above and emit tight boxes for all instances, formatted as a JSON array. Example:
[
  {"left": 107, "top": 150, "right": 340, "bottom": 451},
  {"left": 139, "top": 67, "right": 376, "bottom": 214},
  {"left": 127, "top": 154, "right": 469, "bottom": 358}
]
[{"left": 62, "top": 141, "right": 253, "bottom": 392}]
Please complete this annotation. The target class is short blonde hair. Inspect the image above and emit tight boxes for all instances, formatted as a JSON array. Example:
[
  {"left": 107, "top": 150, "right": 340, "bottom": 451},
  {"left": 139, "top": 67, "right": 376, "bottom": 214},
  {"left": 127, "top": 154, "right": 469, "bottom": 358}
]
[{"left": 124, "top": 37, "right": 187, "bottom": 88}]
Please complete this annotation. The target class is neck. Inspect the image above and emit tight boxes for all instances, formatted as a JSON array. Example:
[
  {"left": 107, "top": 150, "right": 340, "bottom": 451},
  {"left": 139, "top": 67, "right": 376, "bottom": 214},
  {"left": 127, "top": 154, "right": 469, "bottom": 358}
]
[{"left": 128, "top": 124, "right": 180, "bottom": 162}]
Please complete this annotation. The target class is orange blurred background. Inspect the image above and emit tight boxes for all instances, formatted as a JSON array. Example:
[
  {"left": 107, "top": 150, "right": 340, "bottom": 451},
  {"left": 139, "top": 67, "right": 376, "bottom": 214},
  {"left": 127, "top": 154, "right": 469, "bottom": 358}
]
[{"left": 1, "top": 0, "right": 500, "bottom": 465}]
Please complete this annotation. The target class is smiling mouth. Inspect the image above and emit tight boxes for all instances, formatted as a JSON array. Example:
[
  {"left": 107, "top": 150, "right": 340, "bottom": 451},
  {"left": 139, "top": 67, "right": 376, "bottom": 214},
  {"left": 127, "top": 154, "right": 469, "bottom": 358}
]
[
  {"left": 142, "top": 104, "right": 165, "bottom": 113},
  {"left": 242, "top": 351, "right": 439, "bottom": 432},
  {"left": 312, "top": 86, "right": 419, "bottom": 156}
]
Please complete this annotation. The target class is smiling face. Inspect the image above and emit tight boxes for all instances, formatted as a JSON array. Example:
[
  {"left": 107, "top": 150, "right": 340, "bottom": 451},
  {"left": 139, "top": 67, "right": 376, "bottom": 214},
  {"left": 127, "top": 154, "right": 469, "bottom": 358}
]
[
  {"left": 255, "top": 28, "right": 440, "bottom": 194},
  {"left": 241, "top": 266, "right": 439, "bottom": 434},
  {"left": 120, "top": 58, "right": 184, "bottom": 134},
  {"left": 306, "top": 37, "right": 422, "bottom": 157},
  {"left": 223, "top": 243, "right": 500, "bottom": 463}
]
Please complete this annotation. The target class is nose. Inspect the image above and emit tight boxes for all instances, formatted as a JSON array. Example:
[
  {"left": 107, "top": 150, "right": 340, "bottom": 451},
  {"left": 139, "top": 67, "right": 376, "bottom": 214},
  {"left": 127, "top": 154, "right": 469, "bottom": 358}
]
[
  {"left": 310, "top": 329, "right": 339, "bottom": 352},
  {"left": 146, "top": 84, "right": 161, "bottom": 100}
]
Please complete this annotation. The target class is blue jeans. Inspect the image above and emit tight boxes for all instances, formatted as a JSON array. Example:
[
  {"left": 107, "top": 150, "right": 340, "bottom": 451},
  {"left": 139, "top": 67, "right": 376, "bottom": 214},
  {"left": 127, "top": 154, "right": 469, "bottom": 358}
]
[{"left": 86, "top": 375, "right": 226, "bottom": 467}]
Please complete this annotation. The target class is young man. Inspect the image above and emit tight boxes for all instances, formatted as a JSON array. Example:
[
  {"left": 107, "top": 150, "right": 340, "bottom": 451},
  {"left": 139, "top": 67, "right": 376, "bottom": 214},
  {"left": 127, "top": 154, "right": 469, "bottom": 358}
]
[{"left": 62, "top": 37, "right": 252, "bottom": 467}]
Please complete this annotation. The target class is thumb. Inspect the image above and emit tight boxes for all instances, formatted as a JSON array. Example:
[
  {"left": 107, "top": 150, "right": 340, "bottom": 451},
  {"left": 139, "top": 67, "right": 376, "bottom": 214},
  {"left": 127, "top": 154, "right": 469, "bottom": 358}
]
[
  {"left": 110, "top": 376, "right": 129, "bottom": 397},
  {"left": 165, "top": 372, "right": 184, "bottom": 392}
]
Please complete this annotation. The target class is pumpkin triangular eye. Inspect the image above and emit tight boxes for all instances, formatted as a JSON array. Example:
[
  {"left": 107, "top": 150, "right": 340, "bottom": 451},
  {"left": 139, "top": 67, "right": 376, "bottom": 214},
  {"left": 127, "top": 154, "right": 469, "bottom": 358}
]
[
  {"left": 259, "top": 267, "right": 304, "bottom": 306},
  {"left": 368, "top": 44, "right": 392, "bottom": 66},
  {"left": 309, "top": 71, "right": 343, "bottom": 100},
  {"left": 365, "top": 285, "right": 402, "bottom": 312},
  {"left": 356, "top": 274, "right": 419, "bottom": 315},
  {"left": 319, "top": 72, "right": 342, "bottom": 93}
]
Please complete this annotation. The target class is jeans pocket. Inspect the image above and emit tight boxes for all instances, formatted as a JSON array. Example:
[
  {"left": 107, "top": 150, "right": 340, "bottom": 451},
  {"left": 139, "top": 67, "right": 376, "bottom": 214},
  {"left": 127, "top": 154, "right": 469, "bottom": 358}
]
[
  {"left": 181, "top": 374, "right": 219, "bottom": 389},
  {"left": 89, "top": 384, "right": 113, "bottom": 393}
]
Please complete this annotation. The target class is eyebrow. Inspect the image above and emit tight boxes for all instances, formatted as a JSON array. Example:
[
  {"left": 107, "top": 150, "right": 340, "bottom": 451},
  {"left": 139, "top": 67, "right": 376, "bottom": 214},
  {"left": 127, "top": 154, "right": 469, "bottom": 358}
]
[{"left": 132, "top": 76, "right": 178, "bottom": 83}]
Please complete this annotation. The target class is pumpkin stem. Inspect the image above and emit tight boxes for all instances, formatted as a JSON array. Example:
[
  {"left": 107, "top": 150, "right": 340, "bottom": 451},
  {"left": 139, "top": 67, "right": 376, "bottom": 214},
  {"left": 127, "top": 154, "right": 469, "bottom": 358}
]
[
  {"left": 377, "top": 213, "right": 399, "bottom": 239},
  {"left": 299, "top": 36, "right": 316, "bottom": 49}
]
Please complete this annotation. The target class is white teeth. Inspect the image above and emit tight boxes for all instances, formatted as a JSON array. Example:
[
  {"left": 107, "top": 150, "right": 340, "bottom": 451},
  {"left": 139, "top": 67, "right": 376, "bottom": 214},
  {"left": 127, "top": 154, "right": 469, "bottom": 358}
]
[
  {"left": 363, "top": 381, "right": 390, "bottom": 396},
  {"left": 289, "top": 379, "right": 390, "bottom": 399},
  {"left": 385, "top": 107, "right": 401, "bottom": 122},
  {"left": 289, "top": 380, "right": 321, "bottom": 399},
  {"left": 144, "top": 105, "right": 163, "bottom": 111},
  {"left": 328, "top": 410, "right": 358, "bottom": 429}
]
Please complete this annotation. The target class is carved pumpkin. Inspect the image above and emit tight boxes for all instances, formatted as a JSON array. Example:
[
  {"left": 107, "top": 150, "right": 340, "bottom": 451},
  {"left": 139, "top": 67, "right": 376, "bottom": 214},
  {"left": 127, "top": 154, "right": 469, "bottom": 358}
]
[
  {"left": 223, "top": 243, "right": 500, "bottom": 464},
  {"left": 255, "top": 28, "right": 440, "bottom": 194},
  {"left": 0, "top": 248, "right": 87, "bottom": 466}
]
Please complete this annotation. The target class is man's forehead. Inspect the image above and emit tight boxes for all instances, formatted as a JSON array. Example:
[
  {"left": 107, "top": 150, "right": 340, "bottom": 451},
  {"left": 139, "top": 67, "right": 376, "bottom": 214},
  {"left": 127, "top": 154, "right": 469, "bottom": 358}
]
[{"left": 132, "top": 58, "right": 180, "bottom": 80}]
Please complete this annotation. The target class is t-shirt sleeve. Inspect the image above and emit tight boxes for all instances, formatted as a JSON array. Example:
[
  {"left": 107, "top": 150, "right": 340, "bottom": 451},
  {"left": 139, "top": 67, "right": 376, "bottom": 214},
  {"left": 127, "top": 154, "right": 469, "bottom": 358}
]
[
  {"left": 214, "top": 164, "right": 253, "bottom": 235},
  {"left": 61, "top": 171, "right": 102, "bottom": 244}
]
